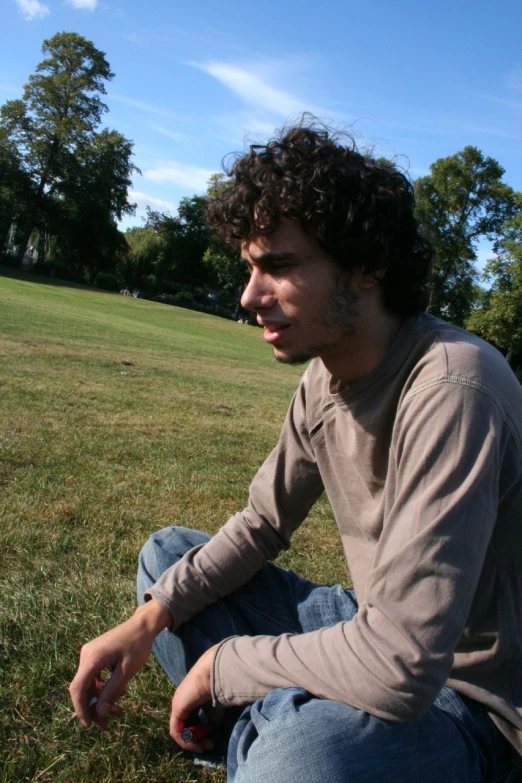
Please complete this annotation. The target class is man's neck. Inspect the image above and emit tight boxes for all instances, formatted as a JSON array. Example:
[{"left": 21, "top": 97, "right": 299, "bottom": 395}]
[{"left": 322, "top": 309, "right": 404, "bottom": 388}]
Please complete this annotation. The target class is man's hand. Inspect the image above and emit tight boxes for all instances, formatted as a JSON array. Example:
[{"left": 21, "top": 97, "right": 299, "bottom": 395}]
[
  {"left": 69, "top": 599, "right": 171, "bottom": 729},
  {"left": 169, "top": 645, "right": 219, "bottom": 753}
]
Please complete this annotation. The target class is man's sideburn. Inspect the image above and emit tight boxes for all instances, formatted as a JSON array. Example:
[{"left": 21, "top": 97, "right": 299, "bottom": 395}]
[{"left": 276, "top": 269, "right": 360, "bottom": 366}]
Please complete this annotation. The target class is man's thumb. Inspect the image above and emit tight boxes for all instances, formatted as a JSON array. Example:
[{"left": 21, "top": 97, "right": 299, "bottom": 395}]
[
  {"left": 97, "top": 700, "right": 111, "bottom": 718},
  {"left": 96, "top": 668, "right": 126, "bottom": 717}
]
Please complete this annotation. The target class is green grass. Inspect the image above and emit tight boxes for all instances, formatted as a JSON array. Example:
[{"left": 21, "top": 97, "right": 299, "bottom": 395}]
[{"left": 0, "top": 270, "right": 350, "bottom": 783}]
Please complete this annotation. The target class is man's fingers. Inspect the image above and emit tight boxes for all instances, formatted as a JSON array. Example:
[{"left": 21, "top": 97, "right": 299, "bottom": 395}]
[
  {"left": 94, "top": 664, "right": 128, "bottom": 719},
  {"left": 170, "top": 715, "right": 214, "bottom": 753},
  {"left": 168, "top": 646, "right": 216, "bottom": 751},
  {"left": 69, "top": 667, "right": 99, "bottom": 727}
]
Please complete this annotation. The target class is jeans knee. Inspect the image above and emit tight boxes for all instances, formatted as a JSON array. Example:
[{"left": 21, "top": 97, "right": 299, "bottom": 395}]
[
  {"left": 230, "top": 689, "right": 359, "bottom": 783},
  {"left": 137, "top": 527, "right": 168, "bottom": 582},
  {"left": 137, "top": 526, "right": 211, "bottom": 586},
  {"left": 230, "top": 688, "right": 490, "bottom": 783}
]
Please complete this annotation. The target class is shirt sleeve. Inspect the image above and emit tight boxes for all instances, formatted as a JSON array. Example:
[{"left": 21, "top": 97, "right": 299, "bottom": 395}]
[
  {"left": 211, "top": 379, "right": 505, "bottom": 721},
  {"left": 144, "top": 371, "right": 325, "bottom": 628}
]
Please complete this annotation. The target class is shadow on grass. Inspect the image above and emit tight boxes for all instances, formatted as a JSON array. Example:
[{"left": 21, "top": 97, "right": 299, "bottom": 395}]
[{"left": 0, "top": 264, "right": 121, "bottom": 295}]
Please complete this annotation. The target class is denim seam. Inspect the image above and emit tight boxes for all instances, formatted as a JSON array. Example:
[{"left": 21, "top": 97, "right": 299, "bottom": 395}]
[{"left": 233, "top": 596, "right": 298, "bottom": 634}]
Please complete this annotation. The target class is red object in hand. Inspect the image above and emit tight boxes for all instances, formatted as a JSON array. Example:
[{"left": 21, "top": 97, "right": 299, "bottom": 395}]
[{"left": 181, "top": 724, "right": 213, "bottom": 743}]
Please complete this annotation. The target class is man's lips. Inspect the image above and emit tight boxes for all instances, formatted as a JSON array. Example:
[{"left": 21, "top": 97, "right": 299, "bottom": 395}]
[{"left": 258, "top": 321, "right": 291, "bottom": 345}]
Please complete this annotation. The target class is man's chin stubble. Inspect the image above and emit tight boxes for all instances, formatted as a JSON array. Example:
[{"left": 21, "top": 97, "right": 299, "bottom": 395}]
[{"left": 273, "top": 346, "right": 323, "bottom": 365}]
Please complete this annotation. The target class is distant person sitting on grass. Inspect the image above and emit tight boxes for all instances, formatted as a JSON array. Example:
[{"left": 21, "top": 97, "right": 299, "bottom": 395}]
[{"left": 70, "top": 120, "right": 522, "bottom": 783}]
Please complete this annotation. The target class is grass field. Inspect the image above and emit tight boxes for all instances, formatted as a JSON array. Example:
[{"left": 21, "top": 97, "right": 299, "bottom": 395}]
[{"left": 0, "top": 270, "right": 350, "bottom": 783}]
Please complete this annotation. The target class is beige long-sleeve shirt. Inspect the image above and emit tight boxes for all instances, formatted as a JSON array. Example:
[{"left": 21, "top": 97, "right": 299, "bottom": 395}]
[{"left": 146, "top": 314, "right": 522, "bottom": 752}]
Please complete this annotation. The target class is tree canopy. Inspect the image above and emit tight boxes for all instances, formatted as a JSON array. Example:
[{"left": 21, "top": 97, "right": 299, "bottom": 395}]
[
  {"left": 415, "top": 147, "right": 517, "bottom": 326},
  {"left": 466, "top": 200, "right": 522, "bottom": 377},
  {"left": 0, "top": 32, "right": 135, "bottom": 273}
]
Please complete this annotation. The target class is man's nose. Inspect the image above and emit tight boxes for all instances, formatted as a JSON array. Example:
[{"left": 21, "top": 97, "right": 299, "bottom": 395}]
[{"left": 240, "top": 270, "right": 275, "bottom": 311}]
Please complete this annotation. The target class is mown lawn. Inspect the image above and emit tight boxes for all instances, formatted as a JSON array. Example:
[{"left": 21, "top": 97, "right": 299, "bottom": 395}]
[{"left": 0, "top": 270, "right": 350, "bottom": 783}]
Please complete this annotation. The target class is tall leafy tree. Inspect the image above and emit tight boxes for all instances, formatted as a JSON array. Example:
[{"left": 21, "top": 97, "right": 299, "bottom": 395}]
[
  {"left": 0, "top": 32, "right": 114, "bottom": 262},
  {"left": 122, "top": 225, "right": 166, "bottom": 292},
  {"left": 0, "top": 127, "right": 33, "bottom": 255},
  {"left": 467, "top": 200, "right": 522, "bottom": 377},
  {"left": 49, "top": 128, "right": 138, "bottom": 279},
  {"left": 415, "top": 147, "right": 517, "bottom": 326},
  {"left": 145, "top": 196, "right": 213, "bottom": 288},
  {"left": 203, "top": 173, "right": 247, "bottom": 313}
]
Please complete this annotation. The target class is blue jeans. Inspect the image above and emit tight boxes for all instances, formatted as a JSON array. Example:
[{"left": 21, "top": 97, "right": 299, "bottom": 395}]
[{"left": 137, "top": 526, "right": 513, "bottom": 783}]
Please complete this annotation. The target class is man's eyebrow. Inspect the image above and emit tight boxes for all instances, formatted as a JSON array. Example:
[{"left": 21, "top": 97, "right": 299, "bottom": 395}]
[{"left": 241, "top": 251, "right": 297, "bottom": 265}]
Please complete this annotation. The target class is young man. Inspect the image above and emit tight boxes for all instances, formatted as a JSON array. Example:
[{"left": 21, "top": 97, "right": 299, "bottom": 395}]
[{"left": 70, "top": 124, "right": 522, "bottom": 782}]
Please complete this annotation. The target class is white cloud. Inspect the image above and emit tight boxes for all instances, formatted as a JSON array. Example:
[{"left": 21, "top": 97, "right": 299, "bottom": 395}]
[
  {"left": 65, "top": 0, "right": 97, "bottom": 9},
  {"left": 243, "top": 116, "right": 280, "bottom": 137},
  {"left": 191, "top": 60, "right": 324, "bottom": 117},
  {"left": 110, "top": 93, "right": 185, "bottom": 123},
  {"left": 477, "top": 93, "right": 522, "bottom": 114},
  {"left": 149, "top": 125, "right": 188, "bottom": 143},
  {"left": 129, "top": 191, "right": 175, "bottom": 213},
  {"left": 0, "top": 82, "right": 21, "bottom": 94},
  {"left": 507, "top": 64, "right": 522, "bottom": 94},
  {"left": 407, "top": 166, "right": 431, "bottom": 179},
  {"left": 144, "top": 161, "right": 216, "bottom": 192},
  {"left": 16, "top": 0, "right": 49, "bottom": 20}
]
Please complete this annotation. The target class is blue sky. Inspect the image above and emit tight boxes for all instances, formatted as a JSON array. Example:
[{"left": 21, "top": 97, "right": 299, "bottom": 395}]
[{"left": 2, "top": 0, "right": 521, "bottom": 265}]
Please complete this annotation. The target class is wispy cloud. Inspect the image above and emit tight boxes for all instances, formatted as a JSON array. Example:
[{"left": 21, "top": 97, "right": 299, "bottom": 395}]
[
  {"left": 109, "top": 93, "right": 186, "bottom": 123},
  {"left": 242, "top": 116, "right": 280, "bottom": 137},
  {"left": 149, "top": 125, "right": 188, "bottom": 143},
  {"left": 65, "top": 0, "right": 97, "bottom": 9},
  {"left": 477, "top": 93, "right": 522, "bottom": 113},
  {"left": 200, "top": 112, "right": 281, "bottom": 148},
  {"left": 381, "top": 114, "right": 522, "bottom": 143},
  {"left": 129, "top": 190, "right": 175, "bottom": 213},
  {"left": 122, "top": 32, "right": 140, "bottom": 44},
  {"left": 507, "top": 64, "right": 522, "bottom": 94},
  {"left": 451, "top": 117, "right": 522, "bottom": 140},
  {"left": 190, "top": 60, "right": 324, "bottom": 117},
  {"left": 16, "top": 0, "right": 49, "bottom": 20},
  {"left": 0, "top": 82, "right": 21, "bottom": 94},
  {"left": 475, "top": 67, "right": 522, "bottom": 113},
  {"left": 144, "top": 161, "right": 216, "bottom": 192}
]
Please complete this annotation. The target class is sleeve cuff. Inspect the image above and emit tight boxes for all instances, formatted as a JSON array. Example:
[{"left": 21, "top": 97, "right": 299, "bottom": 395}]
[
  {"left": 210, "top": 636, "right": 239, "bottom": 706},
  {"left": 142, "top": 586, "right": 176, "bottom": 630}
]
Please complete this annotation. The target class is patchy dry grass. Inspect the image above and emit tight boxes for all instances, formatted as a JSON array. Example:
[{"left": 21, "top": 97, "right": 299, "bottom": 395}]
[{"left": 0, "top": 271, "right": 350, "bottom": 782}]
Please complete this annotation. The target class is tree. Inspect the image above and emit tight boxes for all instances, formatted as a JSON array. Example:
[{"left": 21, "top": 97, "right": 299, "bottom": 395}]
[
  {"left": 144, "top": 196, "right": 213, "bottom": 289},
  {"left": 415, "top": 147, "right": 517, "bottom": 326},
  {"left": 202, "top": 240, "right": 247, "bottom": 315},
  {"left": 202, "top": 173, "right": 247, "bottom": 313},
  {"left": 48, "top": 128, "right": 138, "bottom": 279},
  {"left": 122, "top": 225, "right": 166, "bottom": 292},
  {"left": 466, "top": 200, "right": 522, "bottom": 377},
  {"left": 0, "top": 32, "right": 114, "bottom": 263},
  {"left": 0, "top": 127, "right": 33, "bottom": 257}
]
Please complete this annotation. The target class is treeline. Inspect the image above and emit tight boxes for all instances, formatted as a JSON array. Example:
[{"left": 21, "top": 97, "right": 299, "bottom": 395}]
[
  {"left": 1, "top": 34, "right": 521, "bottom": 375},
  {"left": 122, "top": 176, "right": 248, "bottom": 318}
]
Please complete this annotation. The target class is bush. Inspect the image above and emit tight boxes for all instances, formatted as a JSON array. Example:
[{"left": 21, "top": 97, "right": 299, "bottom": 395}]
[
  {"left": 94, "top": 271, "right": 121, "bottom": 291},
  {"left": 32, "top": 261, "right": 81, "bottom": 282},
  {"left": 173, "top": 291, "right": 195, "bottom": 308},
  {"left": 141, "top": 274, "right": 157, "bottom": 295},
  {"left": 1, "top": 251, "right": 22, "bottom": 269}
]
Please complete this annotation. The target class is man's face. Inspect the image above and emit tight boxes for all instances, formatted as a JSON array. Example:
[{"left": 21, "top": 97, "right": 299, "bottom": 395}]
[{"left": 240, "top": 220, "right": 360, "bottom": 366}]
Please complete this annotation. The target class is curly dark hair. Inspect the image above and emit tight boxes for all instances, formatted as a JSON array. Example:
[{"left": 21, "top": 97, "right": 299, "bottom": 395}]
[{"left": 207, "top": 119, "right": 432, "bottom": 316}]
